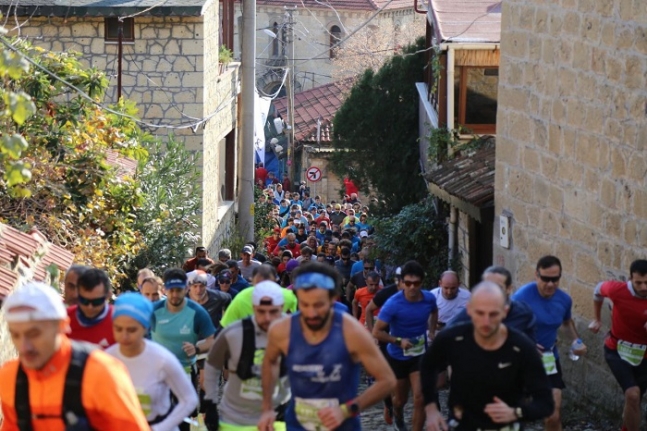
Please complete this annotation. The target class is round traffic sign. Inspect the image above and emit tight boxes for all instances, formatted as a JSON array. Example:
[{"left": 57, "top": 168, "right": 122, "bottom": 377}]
[{"left": 306, "top": 166, "right": 322, "bottom": 182}]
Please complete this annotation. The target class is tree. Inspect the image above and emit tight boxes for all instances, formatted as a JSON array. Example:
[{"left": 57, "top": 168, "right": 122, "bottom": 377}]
[{"left": 329, "top": 38, "right": 428, "bottom": 215}]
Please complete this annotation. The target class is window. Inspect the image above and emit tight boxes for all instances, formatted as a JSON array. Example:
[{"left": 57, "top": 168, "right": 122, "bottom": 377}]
[
  {"left": 272, "top": 22, "right": 280, "bottom": 56},
  {"left": 453, "top": 67, "right": 498, "bottom": 134},
  {"left": 104, "top": 17, "right": 134, "bottom": 42},
  {"left": 329, "top": 25, "right": 341, "bottom": 59}
]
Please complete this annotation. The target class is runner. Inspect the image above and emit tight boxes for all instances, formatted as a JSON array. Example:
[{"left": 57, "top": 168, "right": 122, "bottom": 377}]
[
  {"left": 106, "top": 293, "right": 199, "bottom": 430},
  {"left": 187, "top": 270, "right": 231, "bottom": 330},
  {"left": 589, "top": 259, "right": 647, "bottom": 431},
  {"left": 0, "top": 282, "right": 149, "bottom": 430},
  {"left": 67, "top": 267, "right": 115, "bottom": 348},
  {"left": 204, "top": 281, "right": 291, "bottom": 431},
  {"left": 352, "top": 271, "right": 381, "bottom": 326},
  {"left": 63, "top": 264, "right": 89, "bottom": 307},
  {"left": 183, "top": 246, "right": 215, "bottom": 272},
  {"left": 512, "top": 255, "right": 587, "bottom": 431},
  {"left": 141, "top": 276, "right": 166, "bottom": 302},
  {"left": 150, "top": 268, "right": 217, "bottom": 431},
  {"left": 258, "top": 262, "right": 396, "bottom": 431},
  {"left": 430, "top": 271, "right": 470, "bottom": 334},
  {"left": 421, "top": 281, "right": 554, "bottom": 431},
  {"left": 373, "top": 261, "right": 438, "bottom": 431}
]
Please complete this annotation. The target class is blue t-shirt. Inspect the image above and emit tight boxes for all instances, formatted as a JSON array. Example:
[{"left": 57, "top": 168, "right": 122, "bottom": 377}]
[
  {"left": 151, "top": 298, "right": 216, "bottom": 366},
  {"left": 333, "top": 301, "right": 350, "bottom": 314},
  {"left": 512, "top": 282, "right": 572, "bottom": 356},
  {"left": 378, "top": 290, "right": 437, "bottom": 361},
  {"left": 350, "top": 259, "right": 382, "bottom": 277}
]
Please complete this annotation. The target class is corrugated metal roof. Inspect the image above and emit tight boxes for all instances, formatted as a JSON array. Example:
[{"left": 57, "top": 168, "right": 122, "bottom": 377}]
[
  {"left": 0, "top": 0, "right": 204, "bottom": 17},
  {"left": 426, "top": 140, "right": 495, "bottom": 221},
  {"left": 430, "top": 0, "right": 501, "bottom": 43},
  {"left": 255, "top": 0, "right": 412, "bottom": 11},
  {"left": 273, "top": 79, "right": 352, "bottom": 143}
]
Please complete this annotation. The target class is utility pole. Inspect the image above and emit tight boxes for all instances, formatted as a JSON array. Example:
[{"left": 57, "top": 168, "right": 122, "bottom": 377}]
[
  {"left": 285, "top": 7, "right": 296, "bottom": 184},
  {"left": 239, "top": 0, "right": 256, "bottom": 241},
  {"left": 117, "top": 18, "right": 123, "bottom": 100}
]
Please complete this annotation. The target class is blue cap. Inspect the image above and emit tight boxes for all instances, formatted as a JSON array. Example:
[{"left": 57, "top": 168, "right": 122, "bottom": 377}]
[
  {"left": 164, "top": 278, "right": 187, "bottom": 289},
  {"left": 113, "top": 292, "right": 153, "bottom": 329},
  {"left": 293, "top": 272, "right": 336, "bottom": 290}
]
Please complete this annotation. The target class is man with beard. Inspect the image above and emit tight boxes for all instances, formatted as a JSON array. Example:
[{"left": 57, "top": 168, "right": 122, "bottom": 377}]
[
  {"left": 421, "top": 282, "right": 554, "bottom": 431},
  {"left": 204, "top": 281, "right": 291, "bottom": 431},
  {"left": 258, "top": 262, "right": 396, "bottom": 431}
]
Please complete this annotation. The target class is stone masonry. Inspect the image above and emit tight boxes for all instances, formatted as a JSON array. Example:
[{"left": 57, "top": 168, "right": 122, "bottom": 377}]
[{"left": 494, "top": 0, "right": 647, "bottom": 413}]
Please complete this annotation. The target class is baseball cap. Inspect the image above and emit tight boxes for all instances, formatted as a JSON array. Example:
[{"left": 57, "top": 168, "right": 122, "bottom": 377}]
[
  {"left": 334, "top": 204, "right": 341, "bottom": 210},
  {"left": 242, "top": 245, "right": 254, "bottom": 255},
  {"left": 252, "top": 281, "right": 285, "bottom": 306},
  {"left": 113, "top": 292, "right": 153, "bottom": 329},
  {"left": 218, "top": 270, "right": 233, "bottom": 282},
  {"left": 285, "top": 259, "right": 300, "bottom": 273},
  {"left": 4, "top": 281, "right": 67, "bottom": 323},
  {"left": 359, "top": 230, "right": 369, "bottom": 238},
  {"left": 187, "top": 270, "right": 209, "bottom": 285}
]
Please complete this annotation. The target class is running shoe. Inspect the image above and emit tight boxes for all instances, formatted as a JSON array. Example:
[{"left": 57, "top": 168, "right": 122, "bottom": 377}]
[
  {"left": 383, "top": 404, "right": 393, "bottom": 425},
  {"left": 393, "top": 416, "right": 407, "bottom": 431}
]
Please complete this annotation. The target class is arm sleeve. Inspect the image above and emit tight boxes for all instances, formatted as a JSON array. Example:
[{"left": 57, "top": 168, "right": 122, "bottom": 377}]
[
  {"left": 563, "top": 295, "right": 572, "bottom": 322},
  {"left": 518, "top": 342, "right": 555, "bottom": 421},
  {"left": 420, "top": 331, "right": 449, "bottom": 405},
  {"left": 152, "top": 353, "right": 199, "bottom": 431}
]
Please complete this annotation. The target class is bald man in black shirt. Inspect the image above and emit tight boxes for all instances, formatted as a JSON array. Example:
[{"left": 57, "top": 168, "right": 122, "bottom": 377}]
[{"left": 420, "top": 281, "right": 553, "bottom": 431}]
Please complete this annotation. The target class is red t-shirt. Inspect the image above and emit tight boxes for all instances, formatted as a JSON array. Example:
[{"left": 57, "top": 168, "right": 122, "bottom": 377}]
[
  {"left": 599, "top": 281, "right": 647, "bottom": 354},
  {"left": 354, "top": 287, "right": 380, "bottom": 325},
  {"left": 67, "top": 305, "right": 116, "bottom": 349}
]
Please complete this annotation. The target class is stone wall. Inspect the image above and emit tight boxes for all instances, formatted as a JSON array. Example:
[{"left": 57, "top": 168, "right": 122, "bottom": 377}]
[
  {"left": 456, "top": 210, "right": 470, "bottom": 286},
  {"left": 202, "top": 0, "right": 239, "bottom": 252},
  {"left": 12, "top": 16, "right": 206, "bottom": 152},
  {"left": 300, "top": 151, "right": 345, "bottom": 203},
  {"left": 494, "top": 0, "right": 647, "bottom": 412}
]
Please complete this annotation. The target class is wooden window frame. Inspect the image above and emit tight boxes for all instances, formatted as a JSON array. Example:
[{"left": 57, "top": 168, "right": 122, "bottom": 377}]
[
  {"left": 104, "top": 17, "right": 135, "bottom": 43},
  {"left": 455, "top": 66, "right": 498, "bottom": 135}
]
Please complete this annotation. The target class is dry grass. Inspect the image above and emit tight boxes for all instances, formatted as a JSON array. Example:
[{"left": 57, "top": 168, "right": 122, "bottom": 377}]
[{"left": 0, "top": 310, "right": 17, "bottom": 423}]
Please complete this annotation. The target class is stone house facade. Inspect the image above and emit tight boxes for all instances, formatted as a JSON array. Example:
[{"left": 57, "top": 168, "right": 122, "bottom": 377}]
[
  {"left": 233, "top": 0, "right": 424, "bottom": 93},
  {"left": 495, "top": 0, "right": 647, "bottom": 411},
  {"left": 1, "top": 0, "right": 241, "bottom": 255}
]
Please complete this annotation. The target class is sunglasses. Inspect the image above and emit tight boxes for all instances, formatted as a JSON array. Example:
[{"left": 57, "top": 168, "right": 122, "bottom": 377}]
[
  {"left": 364, "top": 266, "right": 375, "bottom": 271},
  {"left": 78, "top": 296, "right": 105, "bottom": 307},
  {"left": 403, "top": 280, "right": 422, "bottom": 288},
  {"left": 538, "top": 275, "right": 561, "bottom": 283}
]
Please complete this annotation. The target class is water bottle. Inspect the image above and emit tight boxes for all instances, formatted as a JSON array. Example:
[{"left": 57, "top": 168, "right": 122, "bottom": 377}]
[{"left": 569, "top": 338, "right": 583, "bottom": 361}]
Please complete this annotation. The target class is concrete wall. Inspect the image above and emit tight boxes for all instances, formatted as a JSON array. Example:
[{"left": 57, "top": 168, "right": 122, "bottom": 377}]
[
  {"left": 300, "top": 150, "right": 345, "bottom": 203},
  {"left": 494, "top": 0, "right": 647, "bottom": 412},
  {"left": 456, "top": 210, "right": 471, "bottom": 286}
]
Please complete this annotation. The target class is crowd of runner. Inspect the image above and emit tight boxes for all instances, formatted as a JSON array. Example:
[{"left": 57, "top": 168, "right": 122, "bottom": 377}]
[{"left": 1, "top": 185, "right": 647, "bottom": 431}]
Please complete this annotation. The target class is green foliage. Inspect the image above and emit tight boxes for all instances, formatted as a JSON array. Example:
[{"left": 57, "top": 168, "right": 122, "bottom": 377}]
[
  {"left": 253, "top": 186, "right": 277, "bottom": 242},
  {"left": 120, "top": 136, "right": 202, "bottom": 288},
  {"left": 372, "top": 197, "right": 457, "bottom": 283},
  {"left": 330, "top": 37, "right": 428, "bottom": 215},
  {"left": 427, "top": 126, "right": 487, "bottom": 165},
  {"left": 219, "top": 45, "right": 233, "bottom": 64}
]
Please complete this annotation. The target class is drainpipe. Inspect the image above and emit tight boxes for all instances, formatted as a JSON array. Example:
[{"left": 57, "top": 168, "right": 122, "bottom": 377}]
[
  {"left": 446, "top": 45, "right": 455, "bottom": 137},
  {"left": 448, "top": 206, "right": 458, "bottom": 267},
  {"left": 414, "top": 0, "right": 426, "bottom": 14}
]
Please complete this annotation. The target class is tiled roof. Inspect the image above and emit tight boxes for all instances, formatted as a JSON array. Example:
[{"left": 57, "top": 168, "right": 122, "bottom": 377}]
[
  {"left": 273, "top": 79, "right": 353, "bottom": 143},
  {"left": 106, "top": 149, "right": 138, "bottom": 178},
  {"left": 426, "top": 138, "right": 495, "bottom": 221},
  {"left": 255, "top": 0, "right": 412, "bottom": 11},
  {"left": 0, "top": 0, "right": 205, "bottom": 17},
  {"left": 0, "top": 224, "right": 75, "bottom": 301},
  {"left": 430, "top": 0, "right": 501, "bottom": 43}
]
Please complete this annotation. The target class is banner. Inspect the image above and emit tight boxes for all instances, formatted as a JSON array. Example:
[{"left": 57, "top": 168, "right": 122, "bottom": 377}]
[{"left": 254, "top": 90, "right": 272, "bottom": 165}]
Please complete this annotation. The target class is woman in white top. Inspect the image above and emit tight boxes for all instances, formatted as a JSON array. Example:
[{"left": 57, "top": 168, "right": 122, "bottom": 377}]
[{"left": 106, "top": 292, "right": 198, "bottom": 431}]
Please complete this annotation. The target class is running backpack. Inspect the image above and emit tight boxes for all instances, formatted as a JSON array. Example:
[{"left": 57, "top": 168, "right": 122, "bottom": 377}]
[
  {"left": 15, "top": 340, "right": 96, "bottom": 431},
  {"left": 236, "top": 317, "right": 286, "bottom": 381}
]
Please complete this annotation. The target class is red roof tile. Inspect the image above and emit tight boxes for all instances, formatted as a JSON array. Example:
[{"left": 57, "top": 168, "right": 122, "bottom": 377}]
[
  {"left": 106, "top": 149, "right": 138, "bottom": 178},
  {"left": 255, "top": 0, "right": 413, "bottom": 11},
  {"left": 430, "top": 0, "right": 501, "bottom": 43},
  {"left": 34, "top": 243, "right": 75, "bottom": 282},
  {"left": 273, "top": 79, "right": 353, "bottom": 143},
  {"left": 0, "top": 225, "right": 42, "bottom": 260},
  {"left": 0, "top": 266, "right": 18, "bottom": 299}
]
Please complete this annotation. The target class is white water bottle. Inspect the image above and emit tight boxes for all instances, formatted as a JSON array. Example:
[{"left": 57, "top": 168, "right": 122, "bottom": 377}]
[{"left": 569, "top": 338, "right": 583, "bottom": 361}]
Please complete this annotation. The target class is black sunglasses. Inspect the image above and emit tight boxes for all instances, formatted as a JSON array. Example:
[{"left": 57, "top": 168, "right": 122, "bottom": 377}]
[
  {"left": 364, "top": 266, "right": 375, "bottom": 271},
  {"left": 78, "top": 296, "right": 105, "bottom": 307},
  {"left": 539, "top": 275, "right": 561, "bottom": 283}
]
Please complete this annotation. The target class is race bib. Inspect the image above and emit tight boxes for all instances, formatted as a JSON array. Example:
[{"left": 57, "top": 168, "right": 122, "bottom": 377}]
[
  {"left": 239, "top": 377, "right": 280, "bottom": 401},
  {"left": 542, "top": 352, "right": 558, "bottom": 375},
  {"left": 294, "top": 397, "right": 339, "bottom": 431},
  {"left": 617, "top": 340, "right": 647, "bottom": 366},
  {"left": 403, "top": 334, "right": 426, "bottom": 357},
  {"left": 136, "top": 389, "right": 152, "bottom": 417}
]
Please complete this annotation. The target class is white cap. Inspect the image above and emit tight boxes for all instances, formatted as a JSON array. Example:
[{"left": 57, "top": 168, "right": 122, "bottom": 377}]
[
  {"left": 359, "top": 230, "right": 369, "bottom": 238},
  {"left": 252, "top": 281, "right": 285, "bottom": 306},
  {"left": 3, "top": 281, "right": 67, "bottom": 323},
  {"left": 187, "top": 270, "right": 209, "bottom": 285}
]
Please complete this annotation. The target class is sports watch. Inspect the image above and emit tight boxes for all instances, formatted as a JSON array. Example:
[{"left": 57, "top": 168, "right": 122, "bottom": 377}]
[
  {"left": 340, "top": 400, "right": 360, "bottom": 419},
  {"left": 514, "top": 407, "right": 523, "bottom": 419}
]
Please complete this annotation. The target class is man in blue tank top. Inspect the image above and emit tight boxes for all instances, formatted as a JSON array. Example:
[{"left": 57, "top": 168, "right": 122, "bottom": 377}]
[{"left": 258, "top": 262, "right": 396, "bottom": 431}]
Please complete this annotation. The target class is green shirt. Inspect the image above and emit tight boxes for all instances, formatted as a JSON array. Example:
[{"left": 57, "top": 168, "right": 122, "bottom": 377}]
[{"left": 221, "top": 287, "right": 298, "bottom": 327}]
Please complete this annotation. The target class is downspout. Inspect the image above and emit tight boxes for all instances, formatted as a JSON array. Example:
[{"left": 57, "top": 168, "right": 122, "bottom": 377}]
[
  {"left": 448, "top": 206, "right": 458, "bottom": 267},
  {"left": 446, "top": 45, "right": 455, "bottom": 136},
  {"left": 414, "top": 0, "right": 426, "bottom": 14}
]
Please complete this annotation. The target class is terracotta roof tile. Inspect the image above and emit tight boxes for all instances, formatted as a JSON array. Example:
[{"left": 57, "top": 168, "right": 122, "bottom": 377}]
[
  {"left": 0, "top": 266, "right": 18, "bottom": 299},
  {"left": 106, "top": 149, "right": 138, "bottom": 178},
  {"left": 430, "top": 0, "right": 501, "bottom": 43},
  {"left": 274, "top": 79, "right": 353, "bottom": 143},
  {"left": 34, "top": 243, "right": 75, "bottom": 282},
  {"left": 0, "top": 225, "right": 42, "bottom": 260}
]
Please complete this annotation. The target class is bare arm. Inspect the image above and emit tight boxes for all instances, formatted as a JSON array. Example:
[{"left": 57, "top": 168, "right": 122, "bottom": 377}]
[
  {"left": 352, "top": 298, "right": 359, "bottom": 320},
  {"left": 372, "top": 319, "right": 397, "bottom": 345},
  {"left": 261, "top": 319, "right": 288, "bottom": 412},
  {"left": 346, "top": 281, "right": 356, "bottom": 303},
  {"left": 561, "top": 318, "right": 579, "bottom": 342},
  {"left": 427, "top": 309, "right": 438, "bottom": 340},
  {"left": 365, "top": 300, "right": 377, "bottom": 332}
]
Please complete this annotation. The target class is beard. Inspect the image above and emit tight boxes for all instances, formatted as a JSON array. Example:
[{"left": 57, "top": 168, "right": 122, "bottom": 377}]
[{"left": 302, "top": 310, "right": 332, "bottom": 331}]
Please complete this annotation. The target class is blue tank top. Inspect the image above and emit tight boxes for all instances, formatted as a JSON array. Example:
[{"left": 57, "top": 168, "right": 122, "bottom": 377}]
[{"left": 285, "top": 310, "right": 361, "bottom": 431}]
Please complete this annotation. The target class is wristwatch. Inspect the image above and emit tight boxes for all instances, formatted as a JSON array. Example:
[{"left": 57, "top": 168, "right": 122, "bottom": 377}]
[
  {"left": 514, "top": 407, "right": 523, "bottom": 419},
  {"left": 394, "top": 337, "right": 402, "bottom": 346},
  {"left": 340, "top": 400, "right": 360, "bottom": 419}
]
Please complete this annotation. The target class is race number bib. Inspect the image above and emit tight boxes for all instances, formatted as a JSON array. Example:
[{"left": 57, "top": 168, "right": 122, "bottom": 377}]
[
  {"left": 294, "top": 397, "right": 339, "bottom": 431},
  {"left": 541, "top": 352, "right": 558, "bottom": 375},
  {"left": 617, "top": 340, "right": 647, "bottom": 366},
  {"left": 403, "top": 334, "right": 426, "bottom": 357},
  {"left": 136, "top": 389, "right": 152, "bottom": 417}
]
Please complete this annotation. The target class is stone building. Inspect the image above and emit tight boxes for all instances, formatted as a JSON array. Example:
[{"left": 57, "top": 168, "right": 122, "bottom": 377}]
[
  {"left": 233, "top": 0, "right": 424, "bottom": 93},
  {"left": 495, "top": 0, "right": 647, "bottom": 411},
  {"left": 0, "top": 0, "right": 241, "bottom": 255}
]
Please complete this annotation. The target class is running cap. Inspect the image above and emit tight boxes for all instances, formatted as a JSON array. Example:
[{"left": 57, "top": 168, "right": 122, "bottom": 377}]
[
  {"left": 293, "top": 272, "right": 336, "bottom": 290},
  {"left": 285, "top": 259, "right": 300, "bottom": 273},
  {"left": 187, "top": 270, "right": 208, "bottom": 285},
  {"left": 4, "top": 282, "right": 67, "bottom": 323},
  {"left": 359, "top": 230, "right": 369, "bottom": 238},
  {"left": 164, "top": 277, "right": 187, "bottom": 289},
  {"left": 113, "top": 292, "right": 153, "bottom": 329},
  {"left": 242, "top": 245, "right": 254, "bottom": 255},
  {"left": 252, "top": 281, "right": 285, "bottom": 306}
]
